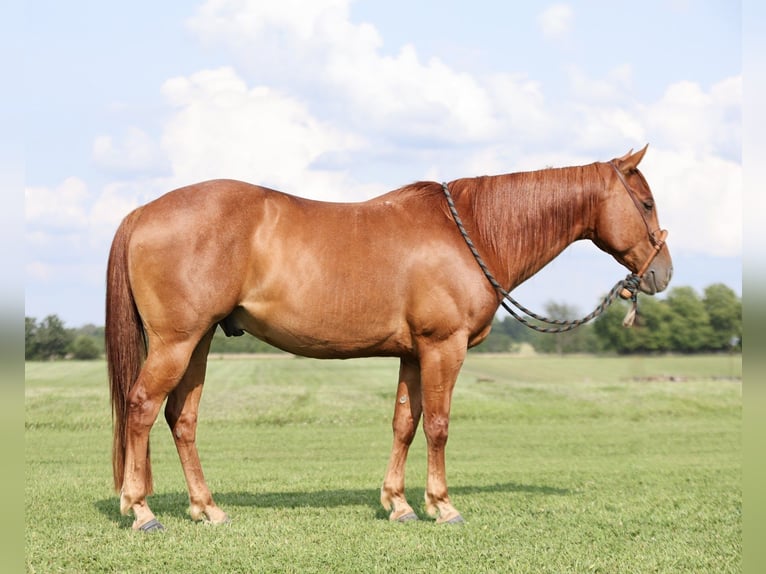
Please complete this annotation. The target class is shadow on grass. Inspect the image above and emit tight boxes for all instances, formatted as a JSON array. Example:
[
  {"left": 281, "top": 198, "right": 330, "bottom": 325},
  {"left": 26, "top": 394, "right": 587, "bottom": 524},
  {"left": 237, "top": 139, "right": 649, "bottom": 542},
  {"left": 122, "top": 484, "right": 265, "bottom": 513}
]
[{"left": 95, "top": 481, "right": 570, "bottom": 526}]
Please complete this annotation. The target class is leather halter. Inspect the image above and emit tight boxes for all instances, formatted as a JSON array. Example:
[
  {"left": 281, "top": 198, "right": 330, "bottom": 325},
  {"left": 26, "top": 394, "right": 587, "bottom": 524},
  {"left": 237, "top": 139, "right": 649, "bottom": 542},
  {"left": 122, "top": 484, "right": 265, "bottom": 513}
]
[{"left": 608, "top": 161, "right": 669, "bottom": 299}]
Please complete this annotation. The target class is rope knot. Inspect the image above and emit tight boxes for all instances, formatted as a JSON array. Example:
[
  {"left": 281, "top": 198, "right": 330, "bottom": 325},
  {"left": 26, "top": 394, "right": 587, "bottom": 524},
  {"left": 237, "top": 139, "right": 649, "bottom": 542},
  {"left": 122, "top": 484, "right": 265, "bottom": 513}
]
[
  {"left": 619, "top": 274, "right": 641, "bottom": 327},
  {"left": 619, "top": 273, "right": 641, "bottom": 300}
]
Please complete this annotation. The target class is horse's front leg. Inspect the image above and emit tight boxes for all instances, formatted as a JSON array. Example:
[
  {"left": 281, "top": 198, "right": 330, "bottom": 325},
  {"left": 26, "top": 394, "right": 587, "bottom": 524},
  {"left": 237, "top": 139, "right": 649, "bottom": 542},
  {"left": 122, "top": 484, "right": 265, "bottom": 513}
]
[
  {"left": 381, "top": 358, "right": 422, "bottom": 521},
  {"left": 419, "top": 338, "right": 466, "bottom": 524}
]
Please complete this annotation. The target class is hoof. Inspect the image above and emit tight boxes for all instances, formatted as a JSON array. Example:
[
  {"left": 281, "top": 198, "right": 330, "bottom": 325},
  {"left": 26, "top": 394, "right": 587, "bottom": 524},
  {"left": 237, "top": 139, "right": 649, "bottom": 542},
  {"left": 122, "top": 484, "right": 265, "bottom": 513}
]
[
  {"left": 395, "top": 511, "right": 419, "bottom": 523},
  {"left": 204, "top": 515, "right": 232, "bottom": 526},
  {"left": 441, "top": 514, "right": 465, "bottom": 525},
  {"left": 138, "top": 518, "right": 165, "bottom": 533}
]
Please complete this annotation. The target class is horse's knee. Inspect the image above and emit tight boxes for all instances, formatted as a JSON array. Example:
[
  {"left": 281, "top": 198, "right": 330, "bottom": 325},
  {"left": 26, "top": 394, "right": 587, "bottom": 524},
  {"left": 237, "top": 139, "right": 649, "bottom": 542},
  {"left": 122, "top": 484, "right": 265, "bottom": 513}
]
[
  {"left": 392, "top": 412, "right": 418, "bottom": 444},
  {"left": 423, "top": 414, "right": 450, "bottom": 447}
]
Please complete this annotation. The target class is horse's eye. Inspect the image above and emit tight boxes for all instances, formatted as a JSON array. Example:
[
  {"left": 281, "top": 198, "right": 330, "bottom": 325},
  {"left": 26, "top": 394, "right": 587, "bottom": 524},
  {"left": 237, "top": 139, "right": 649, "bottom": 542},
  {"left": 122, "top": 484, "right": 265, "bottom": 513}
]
[{"left": 643, "top": 200, "right": 654, "bottom": 211}]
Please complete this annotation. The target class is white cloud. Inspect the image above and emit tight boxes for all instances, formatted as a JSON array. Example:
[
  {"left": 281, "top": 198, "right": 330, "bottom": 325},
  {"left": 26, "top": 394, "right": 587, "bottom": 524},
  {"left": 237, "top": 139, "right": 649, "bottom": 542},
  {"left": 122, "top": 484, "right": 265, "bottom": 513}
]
[
  {"left": 633, "top": 77, "right": 742, "bottom": 257},
  {"left": 88, "top": 182, "right": 146, "bottom": 236},
  {"left": 487, "top": 73, "right": 551, "bottom": 134},
  {"left": 51, "top": 0, "right": 740, "bottom": 274},
  {"left": 567, "top": 64, "right": 634, "bottom": 102},
  {"left": 92, "top": 127, "right": 169, "bottom": 175},
  {"left": 25, "top": 176, "right": 150, "bottom": 246},
  {"left": 26, "top": 261, "right": 52, "bottom": 281},
  {"left": 327, "top": 43, "right": 497, "bottom": 142},
  {"left": 25, "top": 261, "right": 104, "bottom": 286},
  {"left": 189, "top": 0, "right": 351, "bottom": 46},
  {"left": 174, "top": 0, "right": 741, "bottom": 262},
  {"left": 187, "top": 0, "right": 374, "bottom": 96},
  {"left": 569, "top": 105, "right": 646, "bottom": 152},
  {"left": 646, "top": 76, "right": 741, "bottom": 160},
  {"left": 539, "top": 4, "right": 574, "bottom": 39},
  {"left": 642, "top": 148, "right": 741, "bottom": 258},
  {"left": 25, "top": 177, "right": 90, "bottom": 230},
  {"left": 185, "top": 0, "right": 544, "bottom": 146},
  {"left": 160, "top": 66, "right": 363, "bottom": 200}
]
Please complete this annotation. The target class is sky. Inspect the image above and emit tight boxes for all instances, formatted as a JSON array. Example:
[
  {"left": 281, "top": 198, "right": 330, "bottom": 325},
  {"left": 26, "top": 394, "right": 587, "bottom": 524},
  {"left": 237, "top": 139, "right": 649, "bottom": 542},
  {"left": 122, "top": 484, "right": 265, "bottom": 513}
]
[{"left": 24, "top": 0, "right": 743, "bottom": 328}]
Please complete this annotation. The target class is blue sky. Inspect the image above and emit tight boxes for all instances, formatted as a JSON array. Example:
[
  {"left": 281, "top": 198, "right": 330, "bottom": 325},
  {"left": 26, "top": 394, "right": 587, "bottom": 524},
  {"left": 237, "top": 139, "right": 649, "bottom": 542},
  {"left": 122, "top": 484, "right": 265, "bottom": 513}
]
[{"left": 24, "top": 1, "right": 742, "bottom": 327}]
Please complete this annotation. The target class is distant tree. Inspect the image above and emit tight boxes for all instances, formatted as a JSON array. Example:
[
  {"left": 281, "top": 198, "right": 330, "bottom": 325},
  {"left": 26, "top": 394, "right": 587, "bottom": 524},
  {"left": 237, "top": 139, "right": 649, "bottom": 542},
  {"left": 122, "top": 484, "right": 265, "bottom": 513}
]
[
  {"left": 530, "top": 302, "right": 597, "bottom": 354},
  {"left": 209, "top": 327, "right": 283, "bottom": 354},
  {"left": 33, "top": 314, "right": 74, "bottom": 360},
  {"left": 472, "top": 318, "right": 514, "bottom": 353},
  {"left": 70, "top": 335, "right": 102, "bottom": 360},
  {"left": 593, "top": 299, "right": 629, "bottom": 353},
  {"left": 631, "top": 296, "right": 673, "bottom": 352},
  {"left": 71, "top": 324, "right": 105, "bottom": 355},
  {"left": 665, "top": 287, "right": 716, "bottom": 352},
  {"left": 702, "top": 283, "right": 742, "bottom": 350},
  {"left": 26, "top": 317, "right": 40, "bottom": 359},
  {"left": 594, "top": 296, "right": 672, "bottom": 354},
  {"left": 494, "top": 315, "right": 534, "bottom": 344}
]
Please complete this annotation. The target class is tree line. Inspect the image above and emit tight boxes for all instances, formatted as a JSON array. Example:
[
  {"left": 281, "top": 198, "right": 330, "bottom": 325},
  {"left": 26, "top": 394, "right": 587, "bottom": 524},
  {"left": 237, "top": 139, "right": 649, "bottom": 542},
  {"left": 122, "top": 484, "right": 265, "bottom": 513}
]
[
  {"left": 25, "top": 283, "right": 740, "bottom": 360},
  {"left": 25, "top": 316, "right": 104, "bottom": 360},
  {"left": 478, "top": 283, "right": 741, "bottom": 355}
]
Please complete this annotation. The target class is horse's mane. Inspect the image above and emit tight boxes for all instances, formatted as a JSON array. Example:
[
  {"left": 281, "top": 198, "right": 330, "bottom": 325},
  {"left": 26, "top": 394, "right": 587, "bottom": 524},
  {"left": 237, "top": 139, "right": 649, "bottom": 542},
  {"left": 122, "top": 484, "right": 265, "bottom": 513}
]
[
  {"left": 383, "top": 164, "right": 603, "bottom": 282},
  {"left": 450, "top": 163, "right": 603, "bottom": 282}
]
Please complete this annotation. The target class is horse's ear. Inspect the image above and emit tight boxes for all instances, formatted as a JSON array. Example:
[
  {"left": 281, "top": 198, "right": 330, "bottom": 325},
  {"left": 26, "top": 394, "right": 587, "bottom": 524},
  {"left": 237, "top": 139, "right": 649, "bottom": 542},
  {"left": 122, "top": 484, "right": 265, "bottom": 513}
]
[
  {"left": 616, "top": 148, "right": 634, "bottom": 162},
  {"left": 616, "top": 144, "right": 648, "bottom": 173}
]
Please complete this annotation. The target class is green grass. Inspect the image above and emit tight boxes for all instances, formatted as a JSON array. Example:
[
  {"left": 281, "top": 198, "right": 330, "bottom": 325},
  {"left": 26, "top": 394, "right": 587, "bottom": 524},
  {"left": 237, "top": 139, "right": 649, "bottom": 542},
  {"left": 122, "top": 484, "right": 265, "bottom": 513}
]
[{"left": 25, "top": 354, "right": 741, "bottom": 573}]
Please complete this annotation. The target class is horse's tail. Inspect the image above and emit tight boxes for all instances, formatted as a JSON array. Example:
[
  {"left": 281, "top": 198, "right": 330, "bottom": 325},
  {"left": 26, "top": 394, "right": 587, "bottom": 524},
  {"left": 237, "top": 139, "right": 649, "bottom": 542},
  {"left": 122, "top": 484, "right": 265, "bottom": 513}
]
[{"left": 105, "top": 208, "right": 148, "bottom": 493}]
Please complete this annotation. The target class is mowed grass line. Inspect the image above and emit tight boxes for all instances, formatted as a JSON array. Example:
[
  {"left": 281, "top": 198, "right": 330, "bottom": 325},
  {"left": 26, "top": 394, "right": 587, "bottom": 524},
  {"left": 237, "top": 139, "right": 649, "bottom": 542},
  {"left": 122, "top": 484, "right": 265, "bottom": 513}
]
[{"left": 25, "top": 355, "right": 741, "bottom": 573}]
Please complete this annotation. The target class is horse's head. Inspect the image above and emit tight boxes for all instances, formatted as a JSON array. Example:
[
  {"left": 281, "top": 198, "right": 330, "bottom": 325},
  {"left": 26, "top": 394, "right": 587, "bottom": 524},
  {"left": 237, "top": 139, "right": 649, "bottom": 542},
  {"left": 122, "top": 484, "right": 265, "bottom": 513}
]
[{"left": 592, "top": 145, "right": 673, "bottom": 295}]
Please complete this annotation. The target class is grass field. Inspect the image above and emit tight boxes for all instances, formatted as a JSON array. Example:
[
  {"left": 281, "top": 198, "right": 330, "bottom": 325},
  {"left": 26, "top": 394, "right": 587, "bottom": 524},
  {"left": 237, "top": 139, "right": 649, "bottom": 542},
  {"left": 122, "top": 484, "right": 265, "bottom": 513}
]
[{"left": 25, "top": 354, "right": 741, "bottom": 573}]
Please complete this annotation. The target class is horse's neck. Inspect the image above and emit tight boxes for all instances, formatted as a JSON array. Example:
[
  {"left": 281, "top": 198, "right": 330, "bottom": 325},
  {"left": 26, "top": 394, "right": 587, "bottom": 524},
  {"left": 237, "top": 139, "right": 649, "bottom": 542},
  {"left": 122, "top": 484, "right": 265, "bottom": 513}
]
[{"left": 466, "top": 166, "right": 598, "bottom": 291}]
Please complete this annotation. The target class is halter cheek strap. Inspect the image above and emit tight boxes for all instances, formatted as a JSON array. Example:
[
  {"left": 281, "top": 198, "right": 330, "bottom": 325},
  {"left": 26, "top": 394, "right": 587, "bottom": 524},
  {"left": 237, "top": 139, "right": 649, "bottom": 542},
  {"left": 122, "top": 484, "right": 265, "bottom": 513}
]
[
  {"left": 608, "top": 161, "right": 669, "bottom": 326},
  {"left": 608, "top": 161, "right": 669, "bottom": 298}
]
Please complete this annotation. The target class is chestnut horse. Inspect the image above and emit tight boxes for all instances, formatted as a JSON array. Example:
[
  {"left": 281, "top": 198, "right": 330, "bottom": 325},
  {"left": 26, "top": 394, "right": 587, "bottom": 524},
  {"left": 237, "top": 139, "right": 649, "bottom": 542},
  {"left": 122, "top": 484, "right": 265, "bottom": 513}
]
[{"left": 106, "top": 146, "right": 672, "bottom": 531}]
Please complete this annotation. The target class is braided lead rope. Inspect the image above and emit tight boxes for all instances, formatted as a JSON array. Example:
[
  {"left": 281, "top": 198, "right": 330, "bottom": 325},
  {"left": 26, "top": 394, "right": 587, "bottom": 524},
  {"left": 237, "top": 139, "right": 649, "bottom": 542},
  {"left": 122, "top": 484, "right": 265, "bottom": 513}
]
[{"left": 441, "top": 182, "right": 640, "bottom": 333}]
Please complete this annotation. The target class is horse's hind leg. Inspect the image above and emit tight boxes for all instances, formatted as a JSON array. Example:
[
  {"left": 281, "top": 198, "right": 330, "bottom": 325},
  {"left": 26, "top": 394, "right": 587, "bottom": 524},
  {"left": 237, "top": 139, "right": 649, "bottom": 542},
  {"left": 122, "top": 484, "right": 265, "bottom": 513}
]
[
  {"left": 381, "top": 357, "right": 422, "bottom": 521},
  {"left": 120, "top": 337, "right": 199, "bottom": 531},
  {"left": 164, "top": 328, "right": 229, "bottom": 524}
]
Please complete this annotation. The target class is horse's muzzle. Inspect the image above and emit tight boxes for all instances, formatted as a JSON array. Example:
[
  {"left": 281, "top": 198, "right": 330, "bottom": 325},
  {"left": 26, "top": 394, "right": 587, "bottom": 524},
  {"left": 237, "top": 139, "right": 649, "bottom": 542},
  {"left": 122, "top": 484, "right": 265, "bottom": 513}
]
[{"left": 640, "top": 263, "right": 673, "bottom": 295}]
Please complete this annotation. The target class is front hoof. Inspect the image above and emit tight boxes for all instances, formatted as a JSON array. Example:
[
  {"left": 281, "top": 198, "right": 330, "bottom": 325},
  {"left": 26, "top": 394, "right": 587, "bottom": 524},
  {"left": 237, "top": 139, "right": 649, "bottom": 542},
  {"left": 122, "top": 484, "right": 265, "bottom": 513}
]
[
  {"left": 441, "top": 514, "right": 465, "bottom": 525},
  {"left": 395, "top": 511, "right": 419, "bottom": 523},
  {"left": 205, "top": 508, "right": 232, "bottom": 525},
  {"left": 136, "top": 518, "right": 165, "bottom": 533},
  {"left": 435, "top": 512, "right": 465, "bottom": 525},
  {"left": 204, "top": 514, "right": 232, "bottom": 526}
]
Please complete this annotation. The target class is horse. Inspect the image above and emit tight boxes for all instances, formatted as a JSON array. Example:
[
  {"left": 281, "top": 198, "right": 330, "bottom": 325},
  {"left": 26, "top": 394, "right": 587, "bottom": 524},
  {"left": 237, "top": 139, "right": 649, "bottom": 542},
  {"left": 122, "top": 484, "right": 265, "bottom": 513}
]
[{"left": 105, "top": 145, "right": 672, "bottom": 531}]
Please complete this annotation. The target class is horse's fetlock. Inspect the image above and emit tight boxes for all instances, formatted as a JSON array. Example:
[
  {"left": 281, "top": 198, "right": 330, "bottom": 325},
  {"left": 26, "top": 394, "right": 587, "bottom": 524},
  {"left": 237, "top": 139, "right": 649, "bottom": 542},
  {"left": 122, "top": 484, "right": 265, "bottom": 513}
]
[
  {"left": 120, "top": 494, "right": 132, "bottom": 516},
  {"left": 380, "top": 486, "right": 394, "bottom": 511},
  {"left": 189, "top": 504, "right": 205, "bottom": 521}
]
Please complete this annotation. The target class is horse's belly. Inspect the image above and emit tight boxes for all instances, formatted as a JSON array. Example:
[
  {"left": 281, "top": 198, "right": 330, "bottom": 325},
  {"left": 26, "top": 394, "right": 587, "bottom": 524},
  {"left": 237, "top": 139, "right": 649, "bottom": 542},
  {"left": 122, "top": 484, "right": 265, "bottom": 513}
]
[{"left": 228, "top": 301, "right": 412, "bottom": 359}]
